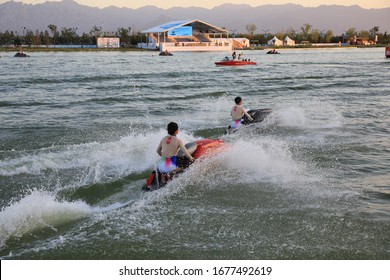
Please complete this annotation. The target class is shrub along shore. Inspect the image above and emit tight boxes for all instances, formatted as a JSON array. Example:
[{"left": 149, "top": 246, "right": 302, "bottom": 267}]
[
  {"left": 0, "top": 44, "right": 387, "bottom": 53},
  {"left": 0, "top": 46, "right": 150, "bottom": 52}
]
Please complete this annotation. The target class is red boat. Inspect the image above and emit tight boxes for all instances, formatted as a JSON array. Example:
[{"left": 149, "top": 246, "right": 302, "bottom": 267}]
[
  {"left": 386, "top": 46, "right": 390, "bottom": 58},
  {"left": 143, "top": 138, "right": 226, "bottom": 191},
  {"left": 215, "top": 60, "right": 256, "bottom": 66}
]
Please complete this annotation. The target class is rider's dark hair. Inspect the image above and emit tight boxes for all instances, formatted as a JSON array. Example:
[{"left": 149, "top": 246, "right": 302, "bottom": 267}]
[
  {"left": 234, "top": 96, "right": 242, "bottom": 105},
  {"left": 167, "top": 122, "right": 179, "bottom": 136}
]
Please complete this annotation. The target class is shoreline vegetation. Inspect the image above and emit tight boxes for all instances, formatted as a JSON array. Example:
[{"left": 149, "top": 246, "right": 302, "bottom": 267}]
[
  {"left": 1, "top": 23, "right": 387, "bottom": 54},
  {"left": 0, "top": 44, "right": 387, "bottom": 53}
]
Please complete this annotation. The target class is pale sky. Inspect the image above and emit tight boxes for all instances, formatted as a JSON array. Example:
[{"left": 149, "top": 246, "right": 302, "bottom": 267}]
[{"left": 2, "top": 0, "right": 390, "bottom": 9}]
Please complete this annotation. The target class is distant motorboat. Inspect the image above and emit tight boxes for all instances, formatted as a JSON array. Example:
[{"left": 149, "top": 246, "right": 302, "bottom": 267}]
[
  {"left": 267, "top": 50, "right": 280, "bottom": 54},
  {"left": 159, "top": 51, "right": 173, "bottom": 56},
  {"left": 215, "top": 56, "right": 256, "bottom": 66},
  {"left": 14, "top": 52, "right": 29, "bottom": 57},
  {"left": 215, "top": 60, "right": 256, "bottom": 66}
]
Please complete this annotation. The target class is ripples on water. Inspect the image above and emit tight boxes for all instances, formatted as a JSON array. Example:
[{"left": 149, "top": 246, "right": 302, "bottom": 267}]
[{"left": 0, "top": 48, "right": 389, "bottom": 259}]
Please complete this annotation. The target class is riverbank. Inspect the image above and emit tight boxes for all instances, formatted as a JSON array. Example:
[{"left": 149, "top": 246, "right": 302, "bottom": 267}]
[
  {"left": 249, "top": 44, "right": 388, "bottom": 51},
  {"left": 1, "top": 44, "right": 387, "bottom": 53},
  {"left": 0, "top": 46, "right": 151, "bottom": 52}
]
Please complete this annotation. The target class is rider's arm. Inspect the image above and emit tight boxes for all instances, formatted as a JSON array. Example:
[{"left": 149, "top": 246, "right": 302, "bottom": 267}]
[
  {"left": 178, "top": 139, "right": 194, "bottom": 161},
  {"left": 242, "top": 107, "right": 253, "bottom": 121}
]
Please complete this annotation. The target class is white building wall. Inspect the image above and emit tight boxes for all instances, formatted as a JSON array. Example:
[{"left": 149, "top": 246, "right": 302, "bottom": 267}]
[
  {"left": 97, "top": 37, "right": 120, "bottom": 48},
  {"left": 138, "top": 38, "right": 233, "bottom": 52}
]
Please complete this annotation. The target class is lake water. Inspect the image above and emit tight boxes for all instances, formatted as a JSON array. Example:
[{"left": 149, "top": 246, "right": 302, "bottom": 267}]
[{"left": 0, "top": 48, "right": 389, "bottom": 259}]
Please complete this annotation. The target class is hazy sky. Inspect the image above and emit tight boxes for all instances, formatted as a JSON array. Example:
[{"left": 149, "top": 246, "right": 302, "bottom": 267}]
[{"left": 2, "top": 0, "right": 390, "bottom": 9}]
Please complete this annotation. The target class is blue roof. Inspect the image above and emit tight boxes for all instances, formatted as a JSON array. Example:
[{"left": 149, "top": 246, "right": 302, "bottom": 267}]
[
  {"left": 142, "top": 19, "right": 227, "bottom": 34},
  {"left": 142, "top": 20, "right": 192, "bottom": 33}
]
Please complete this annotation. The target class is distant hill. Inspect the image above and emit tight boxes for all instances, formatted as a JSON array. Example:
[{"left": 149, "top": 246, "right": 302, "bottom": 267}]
[{"left": 0, "top": 0, "right": 389, "bottom": 35}]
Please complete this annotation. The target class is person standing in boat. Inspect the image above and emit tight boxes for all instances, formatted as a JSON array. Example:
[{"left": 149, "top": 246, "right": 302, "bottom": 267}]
[
  {"left": 230, "top": 96, "right": 253, "bottom": 129},
  {"left": 156, "top": 122, "right": 194, "bottom": 175},
  {"left": 232, "top": 51, "right": 237, "bottom": 60}
]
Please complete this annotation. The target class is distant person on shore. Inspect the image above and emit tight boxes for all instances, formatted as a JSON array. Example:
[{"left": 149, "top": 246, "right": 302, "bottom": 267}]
[{"left": 230, "top": 96, "right": 253, "bottom": 129}]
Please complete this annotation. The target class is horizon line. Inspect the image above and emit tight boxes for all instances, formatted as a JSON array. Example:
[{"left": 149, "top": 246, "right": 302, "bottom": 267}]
[{"left": 1, "top": 0, "right": 390, "bottom": 10}]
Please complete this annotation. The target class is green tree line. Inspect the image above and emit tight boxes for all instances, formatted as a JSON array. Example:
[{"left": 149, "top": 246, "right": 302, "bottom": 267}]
[
  {"left": 0, "top": 25, "right": 144, "bottom": 47},
  {"left": 241, "top": 23, "right": 389, "bottom": 45},
  {"left": 1, "top": 23, "right": 389, "bottom": 47}
]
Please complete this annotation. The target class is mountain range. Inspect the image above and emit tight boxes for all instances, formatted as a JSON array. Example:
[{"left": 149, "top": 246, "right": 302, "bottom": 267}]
[{"left": 0, "top": 0, "right": 389, "bottom": 35}]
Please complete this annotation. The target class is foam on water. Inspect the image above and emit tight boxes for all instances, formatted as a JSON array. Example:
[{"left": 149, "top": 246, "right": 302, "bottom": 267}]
[
  {"left": 0, "top": 129, "right": 196, "bottom": 185},
  {"left": 221, "top": 138, "right": 304, "bottom": 184},
  {"left": 0, "top": 132, "right": 156, "bottom": 177},
  {"left": 0, "top": 190, "right": 92, "bottom": 250},
  {"left": 273, "top": 102, "right": 343, "bottom": 130}
]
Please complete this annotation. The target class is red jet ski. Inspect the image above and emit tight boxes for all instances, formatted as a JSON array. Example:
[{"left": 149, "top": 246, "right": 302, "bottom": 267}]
[{"left": 143, "top": 139, "right": 226, "bottom": 191}]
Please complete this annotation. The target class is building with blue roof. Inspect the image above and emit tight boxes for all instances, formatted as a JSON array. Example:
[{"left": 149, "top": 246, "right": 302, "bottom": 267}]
[{"left": 138, "top": 19, "right": 248, "bottom": 52}]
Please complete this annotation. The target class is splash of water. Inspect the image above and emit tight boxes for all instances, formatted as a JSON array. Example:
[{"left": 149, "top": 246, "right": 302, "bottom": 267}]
[{"left": 0, "top": 190, "right": 92, "bottom": 249}]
